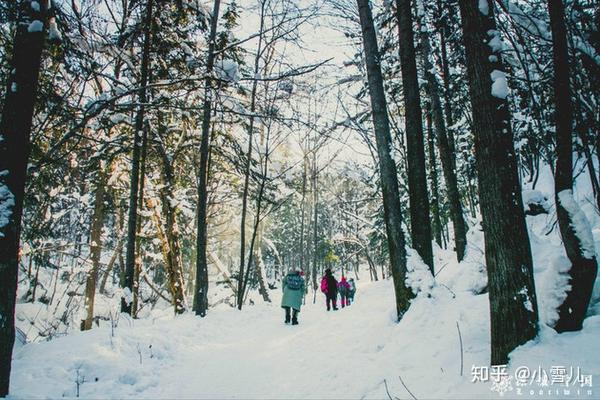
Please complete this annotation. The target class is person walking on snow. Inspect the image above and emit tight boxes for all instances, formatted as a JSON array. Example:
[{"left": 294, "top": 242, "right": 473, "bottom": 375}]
[
  {"left": 338, "top": 276, "right": 351, "bottom": 308},
  {"left": 347, "top": 278, "right": 356, "bottom": 306},
  {"left": 281, "top": 269, "right": 305, "bottom": 325},
  {"left": 320, "top": 268, "right": 338, "bottom": 311}
]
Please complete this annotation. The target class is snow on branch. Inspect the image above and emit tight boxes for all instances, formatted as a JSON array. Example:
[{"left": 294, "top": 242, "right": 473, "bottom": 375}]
[{"left": 495, "top": 0, "right": 600, "bottom": 66}]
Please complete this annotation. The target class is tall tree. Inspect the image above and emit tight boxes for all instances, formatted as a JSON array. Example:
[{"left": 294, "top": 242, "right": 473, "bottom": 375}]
[
  {"left": 425, "top": 104, "right": 443, "bottom": 248},
  {"left": 237, "top": 0, "right": 266, "bottom": 310},
  {"left": 548, "top": 0, "right": 598, "bottom": 332},
  {"left": 193, "top": 0, "right": 221, "bottom": 317},
  {"left": 81, "top": 169, "right": 106, "bottom": 330},
  {"left": 0, "top": 0, "right": 49, "bottom": 395},
  {"left": 356, "top": 0, "right": 413, "bottom": 319},
  {"left": 418, "top": 7, "right": 467, "bottom": 261},
  {"left": 457, "top": 0, "right": 539, "bottom": 364},
  {"left": 395, "top": 0, "right": 434, "bottom": 272},
  {"left": 121, "top": 0, "right": 153, "bottom": 315}
]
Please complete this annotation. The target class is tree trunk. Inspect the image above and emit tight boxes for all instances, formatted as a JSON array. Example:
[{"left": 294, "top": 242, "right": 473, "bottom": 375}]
[
  {"left": 312, "top": 149, "right": 319, "bottom": 298},
  {"left": 395, "top": 0, "right": 434, "bottom": 272},
  {"left": 579, "top": 131, "right": 600, "bottom": 211},
  {"left": 237, "top": 0, "right": 265, "bottom": 310},
  {"left": 0, "top": 1, "right": 48, "bottom": 395},
  {"left": 99, "top": 236, "right": 124, "bottom": 295},
  {"left": 146, "top": 196, "right": 186, "bottom": 314},
  {"left": 81, "top": 170, "right": 106, "bottom": 331},
  {"left": 253, "top": 244, "right": 271, "bottom": 303},
  {"left": 457, "top": 0, "right": 539, "bottom": 364},
  {"left": 357, "top": 0, "right": 413, "bottom": 320},
  {"left": 425, "top": 104, "right": 443, "bottom": 248},
  {"left": 131, "top": 122, "right": 149, "bottom": 318},
  {"left": 122, "top": 0, "right": 153, "bottom": 315},
  {"left": 436, "top": 0, "right": 458, "bottom": 161},
  {"left": 548, "top": 0, "right": 598, "bottom": 333},
  {"left": 419, "top": 15, "right": 467, "bottom": 261},
  {"left": 299, "top": 147, "right": 308, "bottom": 273},
  {"left": 155, "top": 120, "right": 187, "bottom": 313},
  {"left": 193, "top": 0, "right": 220, "bottom": 317}
]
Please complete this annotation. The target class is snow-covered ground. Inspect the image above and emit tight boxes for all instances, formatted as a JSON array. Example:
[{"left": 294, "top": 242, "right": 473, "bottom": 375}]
[
  {"left": 8, "top": 164, "right": 600, "bottom": 399},
  {"left": 9, "top": 275, "right": 600, "bottom": 399}
]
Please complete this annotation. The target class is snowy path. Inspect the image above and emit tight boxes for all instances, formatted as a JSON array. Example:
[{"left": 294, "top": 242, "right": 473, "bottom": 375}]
[{"left": 10, "top": 280, "right": 600, "bottom": 399}]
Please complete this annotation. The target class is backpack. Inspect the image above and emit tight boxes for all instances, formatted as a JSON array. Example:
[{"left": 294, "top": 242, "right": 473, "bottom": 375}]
[
  {"left": 349, "top": 281, "right": 356, "bottom": 291},
  {"left": 320, "top": 276, "right": 328, "bottom": 293},
  {"left": 349, "top": 281, "right": 356, "bottom": 294},
  {"left": 286, "top": 274, "right": 303, "bottom": 290}
]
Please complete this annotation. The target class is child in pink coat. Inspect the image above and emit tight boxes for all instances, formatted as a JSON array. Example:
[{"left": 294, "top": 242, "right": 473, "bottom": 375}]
[{"left": 338, "top": 276, "right": 351, "bottom": 308}]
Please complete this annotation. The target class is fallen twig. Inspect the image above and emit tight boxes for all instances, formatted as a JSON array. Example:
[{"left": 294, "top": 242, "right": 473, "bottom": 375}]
[
  {"left": 456, "top": 321, "right": 464, "bottom": 376},
  {"left": 398, "top": 375, "right": 418, "bottom": 400},
  {"left": 383, "top": 379, "right": 399, "bottom": 400}
]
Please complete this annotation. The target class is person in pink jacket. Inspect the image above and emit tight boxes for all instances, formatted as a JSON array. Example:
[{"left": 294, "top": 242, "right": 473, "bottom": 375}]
[{"left": 338, "top": 276, "right": 351, "bottom": 308}]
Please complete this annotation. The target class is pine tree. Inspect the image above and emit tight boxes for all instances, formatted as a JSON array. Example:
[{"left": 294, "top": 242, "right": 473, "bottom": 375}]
[
  {"left": 122, "top": 0, "right": 154, "bottom": 315},
  {"left": 394, "top": 0, "right": 434, "bottom": 272},
  {"left": 0, "top": 0, "right": 49, "bottom": 395},
  {"left": 548, "top": 0, "right": 598, "bottom": 332},
  {"left": 457, "top": 0, "right": 539, "bottom": 364},
  {"left": 193, "top": 0, "right": 221, "bottom": 317},
  {"left": 356, "top": 0, "right": 413, "bottom": 319}
]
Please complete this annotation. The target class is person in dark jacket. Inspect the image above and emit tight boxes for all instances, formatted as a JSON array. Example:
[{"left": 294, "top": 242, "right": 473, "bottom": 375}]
[
  {"left": 320, "top": 268, "right": 338, "bottom": 311},
  {"left": 281, "top": 269, "right": 305, "bottom": 325}
]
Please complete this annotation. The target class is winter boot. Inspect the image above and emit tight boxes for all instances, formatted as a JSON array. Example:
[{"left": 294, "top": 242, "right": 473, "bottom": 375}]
[
  {"left": 284, "top": 308, "right": 291, "bottom": 324},
  {"left": 291, "top": 310, "right": 299, "bottom": 325}
]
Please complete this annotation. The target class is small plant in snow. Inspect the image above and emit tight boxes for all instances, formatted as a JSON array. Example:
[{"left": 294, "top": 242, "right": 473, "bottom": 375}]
[{"left": 74, "top": 364, "right": 85, "bottom": 398}]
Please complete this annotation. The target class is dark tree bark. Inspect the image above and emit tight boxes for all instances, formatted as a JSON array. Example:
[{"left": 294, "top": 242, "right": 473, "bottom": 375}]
[
  {"left": 548, "top": 0, "right": 598, "bottom": 332},
  {"left": 357, "top": 0, "right": 413, "bottom": 320},
  {"left": 457, "top": 0, "right": 539, "bottom": 364},
  {"left": 436, "top": 0, "right": 458, "bottom": 161},
  {"left": 425, "top": 104, "right": 443, "bottom": 248},
  {"left": 131, "top": 122, "right": 149, "bottom": 318},
  {"left": 122, "top": 0, "right": 153, "bottom": 315},
  {"left": 419, "top": 19, "right": 467, "bottom": 261},
  {"left": 579, "top": 128, "right": 600, "bottom": 212},
  {"left": 81, "top": 170, "right": 106, "bottom": 331},
  {"left": 193, "top": 0, "right": 220, "bottom": 317},
  {"left": 395, "top": 0, "right": 434, "bottom": 272},
  {"left": 0, "top": 1, "right": 48, "bottom": 395}
]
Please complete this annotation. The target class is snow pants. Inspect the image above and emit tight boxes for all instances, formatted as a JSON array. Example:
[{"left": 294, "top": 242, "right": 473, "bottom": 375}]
[
  {"left": 284, "top": 306, "right": 299, "bottom": 324},
  {"left": 326, "top": 293, "right": 338, "bottom": 311}
]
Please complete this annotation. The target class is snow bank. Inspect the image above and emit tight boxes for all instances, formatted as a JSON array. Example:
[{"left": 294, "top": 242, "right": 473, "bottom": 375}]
[
  {"left": 11, "top": 275, "right": 599, "bottom": 399},
  {"left": 522, "top": 189, "right": 549, "bottom": 215},
  {"left": 405, "top": 249, "right": 435, "bottom": 296}
]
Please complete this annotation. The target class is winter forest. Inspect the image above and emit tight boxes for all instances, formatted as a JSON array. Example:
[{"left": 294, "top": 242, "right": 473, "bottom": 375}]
[{"left": 0, "top": 0, "right": 599, "bottom": 398}]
